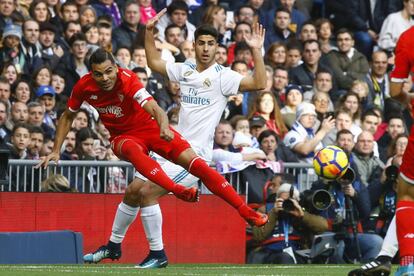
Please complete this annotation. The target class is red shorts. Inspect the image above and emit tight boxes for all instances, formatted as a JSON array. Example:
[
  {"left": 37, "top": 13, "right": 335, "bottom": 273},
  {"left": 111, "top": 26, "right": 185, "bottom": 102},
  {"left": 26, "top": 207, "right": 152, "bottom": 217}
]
[
  {"left": 110, "top": 125, "right": 191, "bottom": 162},
  {"left": 400, "top": 125, "right": 414, "bottom": 184}
]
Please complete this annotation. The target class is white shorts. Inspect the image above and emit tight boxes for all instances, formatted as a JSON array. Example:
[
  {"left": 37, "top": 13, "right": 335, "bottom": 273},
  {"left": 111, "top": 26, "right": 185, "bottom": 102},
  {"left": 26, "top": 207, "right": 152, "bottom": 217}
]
[{"left": 134, "top": 153, "right": 199, "bottom": 188}]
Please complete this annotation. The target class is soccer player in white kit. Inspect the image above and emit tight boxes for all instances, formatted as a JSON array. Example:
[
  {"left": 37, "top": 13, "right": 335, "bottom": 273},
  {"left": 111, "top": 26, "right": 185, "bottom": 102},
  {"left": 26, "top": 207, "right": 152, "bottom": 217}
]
[{"left": 84, "top": 9, "right": 268, "bottom": 268}]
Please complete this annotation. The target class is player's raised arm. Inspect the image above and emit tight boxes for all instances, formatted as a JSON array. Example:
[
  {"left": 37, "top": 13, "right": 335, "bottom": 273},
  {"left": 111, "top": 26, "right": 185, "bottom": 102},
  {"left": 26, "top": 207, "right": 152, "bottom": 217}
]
[
  {"left": 239, "top": 23, "right": 266, "bottom": 92},
  {"left": 145, "top": 9, "right": 168, "bottom": 77},
  {"left": 36, "top": 108, "right": 77, "bottom": 168}
]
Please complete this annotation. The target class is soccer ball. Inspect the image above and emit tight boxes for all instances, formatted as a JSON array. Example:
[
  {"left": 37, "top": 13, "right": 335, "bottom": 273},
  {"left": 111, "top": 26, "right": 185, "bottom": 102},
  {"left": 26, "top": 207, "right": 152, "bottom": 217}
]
[{"left": 313, "top": 145, "right": 349, "bottom": 179}]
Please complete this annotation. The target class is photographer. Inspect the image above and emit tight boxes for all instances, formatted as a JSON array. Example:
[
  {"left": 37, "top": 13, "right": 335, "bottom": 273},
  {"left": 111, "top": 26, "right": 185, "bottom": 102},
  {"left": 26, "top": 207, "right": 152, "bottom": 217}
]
[
  {"left": 311, "top": 168, "right": 383, "bottom": 263},
  {"left": 249, "top": 184, "right": 328, "bottom": 264}
]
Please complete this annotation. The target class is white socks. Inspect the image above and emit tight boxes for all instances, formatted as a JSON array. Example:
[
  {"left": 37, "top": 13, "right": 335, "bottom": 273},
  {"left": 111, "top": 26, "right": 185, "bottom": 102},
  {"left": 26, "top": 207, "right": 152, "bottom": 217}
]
[
  {"left": 378, "top": 215, "right": 399, "bottom": 258},
  {"left": 109, "top": 202, "right": 139, "bottom": 244},
  {"left": 141, "top": 204, "right": 163, "bottom": 251}
]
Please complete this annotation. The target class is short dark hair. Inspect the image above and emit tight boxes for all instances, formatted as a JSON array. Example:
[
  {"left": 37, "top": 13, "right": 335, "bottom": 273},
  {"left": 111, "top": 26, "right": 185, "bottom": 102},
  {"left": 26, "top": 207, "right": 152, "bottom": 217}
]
[
  {"left": 258, "top": 129, "right": 279, "bottom": 145},
  {"left": 12, "top": 123, "right": 30, "bottom": 136},
  {"left": 361, "top": 109, "right": 380, "bottom": 122},
  {"left": 194, "top": 24, "right": 219, "bottom": 42},
  {"left": 275, "top": 7, "right": 291, "bottom": 17},
  {"left": 69, "top": 32, "right": 87, "bottom": 47},
  {"left": 336, "top": 28, "right": 354, "bottom": 39},
  {"left": 234, "top": 41, "right": 252, "bottom": 55},
  {"left": 132, "top": 67, "right": 147, "bottom": 75},
  {"left": 29, "top": 126, "right": 45, "bottom": 137},
  {"left": 165, "top": 23, "right": 181, "bottom": 38},
  {"left": 231, "top": 60, "right": 248, "bottom": 70},
  {"left": 336, "top": 129, "right": 353, "bottom": 141},
  {"left": 63, "top": 20, "right": 80, "bottom": 33},
  {"left": 303, "top": 39, "right": 320, "bottom": 51},
  {"left": 235, "top": 5, "right": 256, "bottom": 17},
  {"left": 167, "top": 0, "right": 189, "bottom": 15},
  {"left": 61, "top": 0, "right": 77, "bottom": 13},
  {"left": 89, "top": 48, "right": 116, "bottom": 67},
  {"left": 234, "top": 21, "right": 252, "bottom": 32}
]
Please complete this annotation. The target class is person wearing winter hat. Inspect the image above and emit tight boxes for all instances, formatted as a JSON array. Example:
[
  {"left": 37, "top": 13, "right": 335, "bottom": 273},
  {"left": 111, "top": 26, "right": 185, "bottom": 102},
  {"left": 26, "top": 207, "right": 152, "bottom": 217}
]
[
  {"left": 36, "top": 85, "right": 57, "bottom": 130},
  {"left": 281, "top": 84, "right": 304, "bottom": 128},
  {"left": 283, "top": 102, "right": 335, "bottom": 163},
  {"left": 0, "top": 24, "right": 23, "bottom": 72}
]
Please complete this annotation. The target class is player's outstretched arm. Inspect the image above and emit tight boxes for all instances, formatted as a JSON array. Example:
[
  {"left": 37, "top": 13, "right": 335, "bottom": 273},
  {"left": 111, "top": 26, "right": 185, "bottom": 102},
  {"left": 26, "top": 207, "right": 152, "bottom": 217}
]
[
  {"left": 142, "top": 99, "right": 174, "bottom": 141},
  {"left": 36, "top": 109, "right": 77, "bottom": 168},
  {"left": 239, "top": 23, "right": 266, "bottom": 92},
  {"left": 145, "top": 8, "right": 168, "bottom": 77}
]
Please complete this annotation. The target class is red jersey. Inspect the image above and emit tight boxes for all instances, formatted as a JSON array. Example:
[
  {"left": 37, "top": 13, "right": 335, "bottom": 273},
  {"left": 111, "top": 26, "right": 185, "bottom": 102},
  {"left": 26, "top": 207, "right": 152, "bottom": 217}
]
[
  {"left": 68, "top": 68, "right": 155, "bottom": 137},
  {"left": 390, "top": 26, "right": 414, "bottom": 83}
]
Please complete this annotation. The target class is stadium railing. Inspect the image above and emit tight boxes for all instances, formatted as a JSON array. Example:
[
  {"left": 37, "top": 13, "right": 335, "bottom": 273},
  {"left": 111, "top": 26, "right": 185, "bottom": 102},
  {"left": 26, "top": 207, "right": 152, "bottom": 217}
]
[{"left": 2, "top": 160, "right": 316, "bottom": 193}]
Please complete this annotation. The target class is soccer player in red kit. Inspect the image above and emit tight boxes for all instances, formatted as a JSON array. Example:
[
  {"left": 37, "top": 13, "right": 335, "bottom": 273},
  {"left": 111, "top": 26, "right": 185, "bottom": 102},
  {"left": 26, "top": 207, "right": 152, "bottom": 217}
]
[
  {"left": 38, "top": 48, "right": 268, "bottom": 223},
  {"left": 389, "top": 26, "right": 414, "bottom": 275}
]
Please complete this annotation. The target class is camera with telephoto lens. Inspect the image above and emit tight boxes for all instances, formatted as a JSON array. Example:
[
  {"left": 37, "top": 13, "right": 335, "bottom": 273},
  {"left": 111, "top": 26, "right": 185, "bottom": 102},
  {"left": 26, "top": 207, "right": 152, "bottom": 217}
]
[
  {"left": 383, "top": 165, "right": 399, "bottom": 189},
  {"left": 282, "top": 186, "right": 333, "bottom": 214},
  {"left": 282, "top": 185, "right": 297, "bottom": 212}
]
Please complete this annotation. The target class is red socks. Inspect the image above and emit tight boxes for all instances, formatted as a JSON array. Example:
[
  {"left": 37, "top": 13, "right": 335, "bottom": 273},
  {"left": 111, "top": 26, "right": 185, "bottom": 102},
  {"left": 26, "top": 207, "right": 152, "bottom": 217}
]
[
  {"left": 396, "top": 200, "right": 414, "bottom": 265},
  {"left": 120, "top": 139, "right": 178, "bottom": 192},
  {"left": 188, "top": 157, "right": 244, "bottom": 209}
]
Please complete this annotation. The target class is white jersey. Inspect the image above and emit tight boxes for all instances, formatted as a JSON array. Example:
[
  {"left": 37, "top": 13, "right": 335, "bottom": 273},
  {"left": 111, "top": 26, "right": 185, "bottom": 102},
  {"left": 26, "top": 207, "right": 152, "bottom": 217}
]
[{"left": 166, "top": 61, "right": 243, "bottom": 162}]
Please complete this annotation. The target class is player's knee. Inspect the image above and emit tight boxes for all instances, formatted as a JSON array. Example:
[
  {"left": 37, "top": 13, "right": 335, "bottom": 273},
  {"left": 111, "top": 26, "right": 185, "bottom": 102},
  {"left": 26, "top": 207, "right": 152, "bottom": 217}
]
[{"left": 124, "top": 180, "right": 145, "bottom": 204}]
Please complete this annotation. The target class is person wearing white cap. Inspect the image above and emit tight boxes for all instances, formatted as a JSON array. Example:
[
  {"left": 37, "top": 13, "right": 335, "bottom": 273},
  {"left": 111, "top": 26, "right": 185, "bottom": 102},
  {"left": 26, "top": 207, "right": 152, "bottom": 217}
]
[{"left": 283, "top": 102, "right": 335, "bottom": 163}]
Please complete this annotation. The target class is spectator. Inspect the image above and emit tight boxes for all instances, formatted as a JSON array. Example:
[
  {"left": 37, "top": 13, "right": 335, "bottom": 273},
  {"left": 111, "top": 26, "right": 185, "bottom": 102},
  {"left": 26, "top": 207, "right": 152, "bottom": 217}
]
[
  {"left": 283, "top": 102, "right": 334, "bottom": 163},
  {"left": 29, "top": 0, "right": 51, "bottom": 23},
  {"left": 50, "top": 70, "right": 66, "bottom": 96},
  {"left": 352, "top": 131, "right": 384, "bottom": 187},
  {"left": 201, "top": 5, "right": 230, "bottom": 45},
  {"left": 27, "top": 101, "right": 54, "bottom": 138},
  {"left": 289, "top": 39, "right": 330, "bottom": 92},
  {"left": 105, "top": 147, "right": 127, "bottom": 193},
  {"left": 234, "top": 41, "right": 254, "bottom": 69},
  {"left": 39, "top": 135, "right": 53, "bottom": 156},
  {"left": 214, "top": 120, "right": 235, "bottom": 152},
  {"left": 57, "top": 20, "right": 81, "bottom": 56},
  {"left": 20, "top": 19, "right": 44, "bottom": 75},
  {"left": 271, "top": 66, "right": 289, "bottom": 106},
  {"left": 0, "top": 0, "right": 23, "bottom": 32},
  {"left": 365, "top": 50, "right": 390, "bottom": 110},
  {"left": 350, "top": 80, "right": 369, "bottom": 110},
  {"left": 298, "top": 20, "right": 317, "bottom": 43},
  {"left": 303, "top": 69, "right": 334, "bottom": 107},
  {"left": 41, "top": 174, "right": 77, "bottom": 192},
  {"left": 82, "top": 23, "right": 99, "bottom": 46},
  {"left": 36, "top": 85, "right": 57, "bottom": 131},
  {"left": 336, "top": 91, "right": 363, "bottom": 126},
  {"left": 97, "top": 22, "right": 112, "bottom": 52},
  {"left": 163, "top": 24, "right": 186, "bottom": 62},
  {"left": 0, "top": 24, "right": 23, "bottom": 74},
  {"left": 137, "top": 0, "right": 156, "bottom": 25},
  {"left": 326, "top": 29, "right": 369, "bottom": 91},
  {"left": 264, "top": 7, "right": 295, "bottom": 50},
  {"left": 0, "top": 76, "right": 11, "bottom": 109},
  {"left": 386, "top": 133, "right": 408, "bottom": 167},
  {"left": 7, "top": 123, "right": 30, "bottom": 159},
  {"left": 115, "top": 47, "right": 137, "bottom": 70},
  {"left": 360, "top": 109, "right": 381, "bottom": 137},
  {"left": 315, "top": 18, "right": 336, "bottom": 54},
  {"left": 31, "top": 65, "right": 52, "bottom": 92},
  {"left": 336, "top": 128, "right": 355, "bottom": 155},
  {"left": 61, "top": 128, "right": 77, "bottom": 160},
  {"left": 112, "top": 1, "right": 144, "bottom": 52},
  {"left": 179, "top": 40, "right": 195, "bottom": 60},
  {"left": 1, "top": 63, "right": 18, "bottom": 86},
  {"left": 10, "top": 101, "right": 28, "bottom": 127},
  {"left": 311, "top": 92, "right": 333, "bottom": 131},
  {"left": 79, "top": 5, "right": 97, "bottom": 27},
  {"left": 310, "top": 169, "right": 383, "bottom": 263},
  {"left": 38, "top": 21, "right": 63, "bottom": 71},
  {"left": 281, "top": 84, "right": 304, "bottom": 128},
  {"left": 234, "top": 4, "right": 256, "bottom": 25},
  {"left": 156, "top": 0, "right": 196, "bottom": 42},
  {"left": 378, "top": 0, "right": 414, "bottom": 53},
  {"left": 91, "top": 0, "right": 122, "bottom": 27},
  {"left": 230, "top": 115, "right": 257, "bottom": 147},
  {"left": 250, "top": 183, "right": 328, "bottom": 264},
  {"left": 0, "top": 100, "right": 10, "bottom": 142},
  {"left": 264, "top": 42, "right": 287, "bottom": 69},
  {"left": 249, "top": 91, "right": 288, "bottom": 139},
  {"left": 249, "top": 115, "right": 268, "bottom": 139},
  {"left": 72, "top": 109, "right": 90, "bottom": 131},
  {"left": 27, "top": 125, "right": 44, "bottom": 160},
  {"left": 11, "top": 79, "right": 31, "bottom": 104},
  {"left": 188, "top": 0, "right": 217, "bottom": 26},
  {"left": 377, "top": 115, "right": 407, "bottom": 162},
  {"left": 322, "top": 108, "right": 358, "bottom": 147},
  {"left": 285, "top": 42, "right": 302, "bottom": 69},
  {"left": 227, "top": 22, "right": 252, "bottom": 65},
  {"left": 258, "top": 129, "right": 298, "bottom": 162},
  {"left": 263, "top": 65, "right": 274, "bottom": 92},
  {"left": 57, "top": 33, "right": 88, "bottom": 96},
  {"left": 264, "top": 0, "right": 309, "bottom": 34}
]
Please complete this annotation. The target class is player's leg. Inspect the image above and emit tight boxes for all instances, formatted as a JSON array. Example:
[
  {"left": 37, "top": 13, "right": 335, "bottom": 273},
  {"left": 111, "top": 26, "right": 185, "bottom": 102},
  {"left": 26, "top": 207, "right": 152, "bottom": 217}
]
[
  {"left": 111, "top": 136, "right": 197, "bottom": 202},
  {"left": 348, "top": 216, "right": 397, "bottom": 276},
  {"left": 172, "top": 147, "right": 268, "bottom": 226},
  {"left": 395, "top": 130, "right": 414, "bottom": 275}
]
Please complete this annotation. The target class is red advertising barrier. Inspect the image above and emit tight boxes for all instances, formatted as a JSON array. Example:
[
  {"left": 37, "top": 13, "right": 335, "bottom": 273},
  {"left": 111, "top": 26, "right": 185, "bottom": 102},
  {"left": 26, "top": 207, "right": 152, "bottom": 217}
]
[{"left": 0, "top": 193, "right": 246, "bottom": 264}]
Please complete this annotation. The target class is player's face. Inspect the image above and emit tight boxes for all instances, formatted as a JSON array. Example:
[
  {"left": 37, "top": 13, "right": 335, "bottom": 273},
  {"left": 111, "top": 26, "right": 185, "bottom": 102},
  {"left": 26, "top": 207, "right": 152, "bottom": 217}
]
[
  {"left": 194, "top": 35, "right": 218, "bottom": 67},
  {"left": 91, "top": 60, "right": 118, "bottom": 91}
]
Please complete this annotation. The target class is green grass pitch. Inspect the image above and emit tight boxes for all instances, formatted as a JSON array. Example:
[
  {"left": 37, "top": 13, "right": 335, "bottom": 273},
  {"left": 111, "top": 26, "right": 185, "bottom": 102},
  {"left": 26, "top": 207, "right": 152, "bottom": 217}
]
[{"left": 0, "top": 264, "right": 399, "bottom": 276}]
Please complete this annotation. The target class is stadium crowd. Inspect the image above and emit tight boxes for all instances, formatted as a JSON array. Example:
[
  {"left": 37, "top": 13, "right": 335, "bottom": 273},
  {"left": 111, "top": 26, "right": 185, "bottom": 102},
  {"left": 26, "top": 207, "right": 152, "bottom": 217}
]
[{"left": 0, "top": 0, "right": 413, "bottom": 266}]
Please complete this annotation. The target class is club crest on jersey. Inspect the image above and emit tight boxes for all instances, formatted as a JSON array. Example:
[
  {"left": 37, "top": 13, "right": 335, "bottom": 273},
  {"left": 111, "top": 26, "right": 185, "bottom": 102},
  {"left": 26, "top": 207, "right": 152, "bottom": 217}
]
[
  {"left": 118, "top": 94, "right": 124, "bottom": 102},
  {"left": 203, "top": 78, "right": 211, "bottom": 88},
  {"left": 184, "top": 71, "right": 193, "bottom": 77}
]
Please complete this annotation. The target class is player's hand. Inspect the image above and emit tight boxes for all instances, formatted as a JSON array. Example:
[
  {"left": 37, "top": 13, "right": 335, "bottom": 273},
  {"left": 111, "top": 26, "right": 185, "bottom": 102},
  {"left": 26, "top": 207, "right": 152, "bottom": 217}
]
[
  {"left": 35, "top": 151, "right": 60, "bottom": 169},
  {"left": 146, "top": 8, "right": 166, "bottom": 32},
  {"left": 244, "top": 23, "right": 265, "bottom": 50},
  {"left": 160, "top": 127, "right": 174, "bottom": 141}
]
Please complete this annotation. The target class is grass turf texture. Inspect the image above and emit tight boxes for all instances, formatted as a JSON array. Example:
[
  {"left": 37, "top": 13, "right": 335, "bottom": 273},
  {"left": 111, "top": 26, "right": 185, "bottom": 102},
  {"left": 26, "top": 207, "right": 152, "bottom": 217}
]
[{"left": 0, "top": 264, "right": 399, "bottom": 275}]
